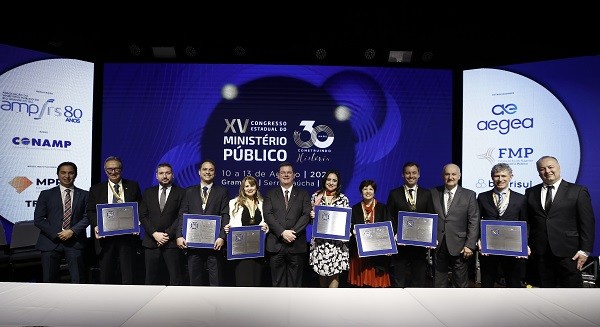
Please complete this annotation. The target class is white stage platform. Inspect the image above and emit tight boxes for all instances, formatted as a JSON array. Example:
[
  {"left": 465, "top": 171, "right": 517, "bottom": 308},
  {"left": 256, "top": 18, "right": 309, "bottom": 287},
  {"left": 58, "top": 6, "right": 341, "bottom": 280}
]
[{"left": 0, "top": 282, "right": 599, "bottom": 326}]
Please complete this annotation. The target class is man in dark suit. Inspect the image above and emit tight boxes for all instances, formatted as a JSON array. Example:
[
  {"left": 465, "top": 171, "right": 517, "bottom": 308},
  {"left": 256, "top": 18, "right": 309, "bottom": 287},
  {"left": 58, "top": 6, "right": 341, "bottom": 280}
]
[
  {"left": 34, "top": 161, "right": 89, "bottom": 283},
  {"left": 86, "top": 156, "right": 143, "bottom": 284},
  {"left": 386, "top": 162, "right": 435, "bottom": 288},
  {"left": 176, "top": 159, "right": 230, "bottom": 286},
  {"left": 263, "top": 162, "right": 312, "bottom": 287},
  {"left": 430, "top": 163, "right": 479, "bottom": 288},
  {"left": 477, "top": 163, "right": 527, "bottom": 288},
  {"left": 139, "top": 162, "right": 185, "bottom": 285},
  {"left": 525, "top": 155, "right": 595, "bottom": 287}
]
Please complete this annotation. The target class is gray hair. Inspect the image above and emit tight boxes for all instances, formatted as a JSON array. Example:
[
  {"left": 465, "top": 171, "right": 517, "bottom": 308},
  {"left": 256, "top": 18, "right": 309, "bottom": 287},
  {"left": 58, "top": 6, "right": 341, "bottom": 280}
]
[{"left": 491, "top": 163, "right": 512, "bottom": 176}]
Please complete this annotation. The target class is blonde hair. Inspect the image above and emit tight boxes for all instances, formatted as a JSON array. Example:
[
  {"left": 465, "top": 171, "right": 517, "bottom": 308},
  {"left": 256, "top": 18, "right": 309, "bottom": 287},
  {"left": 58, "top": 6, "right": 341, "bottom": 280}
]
[{"left": 232, "top": 176, "right": 263, "bottom": 216}]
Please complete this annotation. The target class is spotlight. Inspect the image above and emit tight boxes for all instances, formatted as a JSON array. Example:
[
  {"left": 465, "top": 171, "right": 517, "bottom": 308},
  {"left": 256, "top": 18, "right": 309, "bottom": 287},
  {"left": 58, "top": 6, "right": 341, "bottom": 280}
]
[
  {"left": 364, "top": 48, "right": 376, "bottom": 60},
  {"left": 315, "top": 48, "right": 327, "bottom": 60},
  {"left": 185, "top": 46, "right": 197, "bottom": 57},
  {"left": 233, "top": 46, "right": 246, "bottom": 57},
  {"left": 421, "top": 51, "right": 433, "bottom": 62},
  {"left": 128, "top": 44, "right": 143, "bottom": 57}
]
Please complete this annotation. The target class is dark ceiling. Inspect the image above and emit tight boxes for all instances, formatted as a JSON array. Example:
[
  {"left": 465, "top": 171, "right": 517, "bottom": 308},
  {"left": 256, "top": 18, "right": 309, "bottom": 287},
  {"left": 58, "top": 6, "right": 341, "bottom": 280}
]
[{"left": 2, "top": 7, "right": 599, "bottom": 69}]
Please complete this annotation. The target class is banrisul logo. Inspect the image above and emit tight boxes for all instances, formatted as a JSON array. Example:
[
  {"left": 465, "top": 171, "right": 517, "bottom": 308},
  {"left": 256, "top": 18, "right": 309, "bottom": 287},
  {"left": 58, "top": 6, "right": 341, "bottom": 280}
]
[
  {"left": 476, "top": 103, "right": 533, "bottom": 135},
  {"left": 0, "top": 97, "right": 84, "bottom": 123}
]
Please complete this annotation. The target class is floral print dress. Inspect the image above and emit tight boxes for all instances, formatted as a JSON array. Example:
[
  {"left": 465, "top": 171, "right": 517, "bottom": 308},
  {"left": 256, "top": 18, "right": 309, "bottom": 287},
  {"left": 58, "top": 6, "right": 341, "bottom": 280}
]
[{"left": 309, "top": 192, "right": 350, "bottom": 276}]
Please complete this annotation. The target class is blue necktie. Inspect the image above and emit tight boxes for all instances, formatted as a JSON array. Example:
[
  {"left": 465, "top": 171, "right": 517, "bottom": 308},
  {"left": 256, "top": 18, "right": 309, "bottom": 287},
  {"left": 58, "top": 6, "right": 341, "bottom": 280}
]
[{"left": 113, "top": 184, "right": 120, "bottom": 203}]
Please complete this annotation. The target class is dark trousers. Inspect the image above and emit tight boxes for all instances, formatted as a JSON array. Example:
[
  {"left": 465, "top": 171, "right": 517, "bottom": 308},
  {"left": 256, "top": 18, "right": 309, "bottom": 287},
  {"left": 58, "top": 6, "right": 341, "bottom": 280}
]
[
  {"left": 98, "top": 235, "right": 135, "bottom": 284},
  {"left": 269, "top": 248, "right": 305, "bottom": 287},
  {"left": 40, "top": 244, "right": 85, "bottom": 283},
  {"left": 234, "top": 258, "right": 264, "bottom": 287},
  {"left": 392, "top": 245, "right": 427, "bottom": 287},
  {"left": 480, "top": 254, "right": 524, "bottom": 287},
  {"left": 434, "top": 238, "right": 470, "bottom": 288},
  {"left": 536, "top": 251, "right": 583, "bottom": 287},
  {"left": 187, "top": 249, "right": 224, "bottom": 286},
  {"left": 144, "top": 246, "right": 182, "bottom": 286}
]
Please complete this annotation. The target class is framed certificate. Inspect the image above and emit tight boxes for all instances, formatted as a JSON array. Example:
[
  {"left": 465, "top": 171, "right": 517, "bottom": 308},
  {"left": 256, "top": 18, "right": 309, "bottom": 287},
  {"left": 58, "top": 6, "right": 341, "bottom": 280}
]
[
  {"left": 182, "top": 214, "right": 221, "bottom": 249},
  {"left": 312, "top": 205, "right": 351, "bottom": 241},
  {"left": 480, "top": 220, "right": 528, "bottom": 257},
  {"left": 97, "top": 202, "right": 140, "bottom": 237},
  {"left": 355, "top": 221, "right": 398, "bottom": 257},
  {"left": 227, "top": 225, "right": 265, "bottom": 260},
  {"left": 397, "top": 211, "right": 437, "bottom": 247}
]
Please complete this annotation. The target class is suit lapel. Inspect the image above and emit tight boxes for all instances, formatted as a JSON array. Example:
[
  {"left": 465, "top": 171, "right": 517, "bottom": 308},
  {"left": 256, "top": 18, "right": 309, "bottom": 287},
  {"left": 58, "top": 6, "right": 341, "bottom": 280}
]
[
  {"left": 552, "top": 181, "right": 569, "bottom": 209},
  {"left": 533, "top": 185, "right": 544, "bottom": 213}
]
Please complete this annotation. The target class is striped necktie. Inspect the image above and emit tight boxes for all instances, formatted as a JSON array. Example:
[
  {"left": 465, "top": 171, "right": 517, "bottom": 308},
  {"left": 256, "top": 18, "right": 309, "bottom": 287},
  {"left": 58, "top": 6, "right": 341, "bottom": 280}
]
[{"left": 62, "top": 189, "right": 72, "bottom": 230}]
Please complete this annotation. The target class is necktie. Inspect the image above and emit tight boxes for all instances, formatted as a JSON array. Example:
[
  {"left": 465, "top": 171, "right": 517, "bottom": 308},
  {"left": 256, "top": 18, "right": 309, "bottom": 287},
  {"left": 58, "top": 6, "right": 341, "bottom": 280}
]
[
  {"left": 544, "top": 185, "right": 554, "bottom": 213},
  {"left": 62, "top": 189, "right": 72, "bottom": 230},
  {"left": 495, "top": 191, "right": 505, "bottom": 215},
  {"left": 495, "top": 191, "right": 504, "bottom": 209},
  {"left": 408, "top": 189, "right": 416, "bottom": 211},
  {"left": 159, "top": 187, "right": 167, "bottom": 212},
  {"left": 446, "top": 191, "right": 453, "bottom": 215},
  {"left": 284, "top": 190, "right": 289, "bottom": 209},
  {"left": 113, "top": 183, "right": 120, "bottom": 203},
  {"left": 202, "top": 186, "right": 208, "bottom": 201}
]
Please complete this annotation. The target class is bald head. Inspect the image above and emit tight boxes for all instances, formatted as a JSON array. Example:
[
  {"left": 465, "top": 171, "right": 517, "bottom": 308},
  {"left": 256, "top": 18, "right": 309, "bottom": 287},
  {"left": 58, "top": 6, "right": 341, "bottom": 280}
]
[
  {"left": 442, "top": 163, "right": 461, "bottom": 190},
  {"left": 536, "top": 156, "right": 561, "bottom": 185}
]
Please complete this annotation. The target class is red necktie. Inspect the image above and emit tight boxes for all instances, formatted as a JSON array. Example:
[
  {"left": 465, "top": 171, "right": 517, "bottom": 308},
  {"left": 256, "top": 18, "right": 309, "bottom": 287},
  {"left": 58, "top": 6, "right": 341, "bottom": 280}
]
[{"left": 62, "top": 189, "right": 72, "bottom": 230}]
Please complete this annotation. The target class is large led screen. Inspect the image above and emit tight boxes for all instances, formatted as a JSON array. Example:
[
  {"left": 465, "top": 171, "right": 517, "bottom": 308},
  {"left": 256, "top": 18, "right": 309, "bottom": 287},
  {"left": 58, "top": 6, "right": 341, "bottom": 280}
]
[{"left": 101, "top": 64, "right": 452, "bottom": 207}]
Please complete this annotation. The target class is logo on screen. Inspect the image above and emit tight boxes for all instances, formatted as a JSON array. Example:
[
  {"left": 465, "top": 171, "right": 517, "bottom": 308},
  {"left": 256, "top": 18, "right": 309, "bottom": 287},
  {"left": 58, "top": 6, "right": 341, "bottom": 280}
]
[
  {"left": 476, "top": 103, "right": 533, "bottom": 135},
  {"left": 1, "top": 97, "right": 83, "bottom": 123},
  {"left": 293, "top": 120, "right": 334, "bottom": 149},
  {"left": 12, "top": 137, "right": 72, "bottom": 148},
  {"left": 477, "top": 147, "right": 535, "bottom": 166},
  {"left": 9, "top": 176, "right": 33, "bottom": 193}
]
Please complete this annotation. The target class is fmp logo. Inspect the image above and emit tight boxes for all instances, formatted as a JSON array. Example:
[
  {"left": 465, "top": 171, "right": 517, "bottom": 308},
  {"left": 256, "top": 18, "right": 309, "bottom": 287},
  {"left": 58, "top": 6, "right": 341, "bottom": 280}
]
[{"left": 9, "top": 176, "right": 33, "bottom": 193}]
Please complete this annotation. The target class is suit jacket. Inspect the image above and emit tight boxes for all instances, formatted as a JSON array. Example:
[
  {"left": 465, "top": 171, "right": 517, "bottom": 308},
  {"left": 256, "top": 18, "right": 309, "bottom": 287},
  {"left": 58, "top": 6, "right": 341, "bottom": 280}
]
[
  {"left": 176, "top": 184, "right": 230, "bottom": 240},
  {"left": 431, "top": 185, "right": 480, "bottom": 256},
  {"left": 525, "top": 181, "right": 595, "bottom": 257},
  {"left": 34, "top": 186, "right": 89, "bottom": 251},
  {"left": 263, "top": 186, "right": 311, "bottom": 253},
  {"left": 477, "top": 189, "right": 526, "bottom": 222},
  {"left": 139, "top": 185, "right": 185, "bottom": 249},
  {"left": 386, "top": 186, "right": 435, "bottom": 233},
  {"left": 86, "top": 179, "right": 143, "bottom": 254}
]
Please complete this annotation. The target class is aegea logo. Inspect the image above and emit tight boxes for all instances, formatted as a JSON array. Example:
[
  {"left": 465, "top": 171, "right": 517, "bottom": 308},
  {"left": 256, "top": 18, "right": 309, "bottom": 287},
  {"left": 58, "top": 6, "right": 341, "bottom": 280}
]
[
  {"left": 476, "top": 104, "right": 533, "bottom": 135},
  {"left": 1, "top": 98, "right": 84, "bottom": 123},
  {"left": 12, "top": 137, "right": 72, "bottom": 148}
]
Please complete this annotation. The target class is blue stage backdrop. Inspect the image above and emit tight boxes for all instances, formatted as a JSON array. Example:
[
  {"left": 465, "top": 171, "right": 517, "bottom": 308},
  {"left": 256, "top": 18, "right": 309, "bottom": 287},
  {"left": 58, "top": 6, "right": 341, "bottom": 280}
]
[{"left": 101, "top": 64, "right": 453, "bottom": 206}]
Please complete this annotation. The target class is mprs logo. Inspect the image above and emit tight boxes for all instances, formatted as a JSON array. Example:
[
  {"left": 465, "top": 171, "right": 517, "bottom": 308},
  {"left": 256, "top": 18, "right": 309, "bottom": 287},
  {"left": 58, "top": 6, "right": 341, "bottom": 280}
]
[
  {"left": 12, "top": 137, "right": 72, "bottom": 148},
  {"left": 1, "top": 98, "right": 83, "bottom": 123},
  {"left": 476, "top": 103, "right": 534, "bottom": 135}
]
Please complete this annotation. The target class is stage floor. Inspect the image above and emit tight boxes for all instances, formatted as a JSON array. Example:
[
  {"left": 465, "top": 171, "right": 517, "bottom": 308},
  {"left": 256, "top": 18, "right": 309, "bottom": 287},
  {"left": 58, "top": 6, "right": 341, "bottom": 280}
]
[{"left": 0, "top": 282, "right": 599, "bottom": 326}]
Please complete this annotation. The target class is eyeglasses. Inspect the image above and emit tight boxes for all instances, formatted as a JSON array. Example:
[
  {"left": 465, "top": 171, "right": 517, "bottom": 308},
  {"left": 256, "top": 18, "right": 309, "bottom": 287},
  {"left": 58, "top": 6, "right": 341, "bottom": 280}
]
[{"left": 105, "top": 168, "right": 122, "bottom": 173}]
